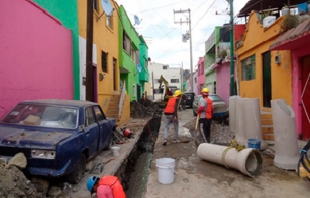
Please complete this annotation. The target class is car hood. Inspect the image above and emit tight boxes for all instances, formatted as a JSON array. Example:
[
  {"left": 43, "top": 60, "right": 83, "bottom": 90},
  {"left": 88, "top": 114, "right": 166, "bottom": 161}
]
[{"left": 0, "top": 126, "right": 72, "bottom": 149}]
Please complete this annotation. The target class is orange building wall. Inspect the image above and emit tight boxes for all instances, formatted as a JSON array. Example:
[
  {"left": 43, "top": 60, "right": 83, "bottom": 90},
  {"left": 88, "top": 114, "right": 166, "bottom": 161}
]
[
  {"left": 236, "top": 11, "right": 292, "bottom": 111},
  {"left": 78, "top": 0, "right": 130, "bottom": 124}
]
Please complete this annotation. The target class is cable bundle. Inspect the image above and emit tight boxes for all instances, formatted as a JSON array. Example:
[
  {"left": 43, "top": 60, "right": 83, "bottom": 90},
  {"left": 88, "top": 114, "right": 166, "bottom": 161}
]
[{"left": 297, "top": 140, "right": 310, "bottom": 179}]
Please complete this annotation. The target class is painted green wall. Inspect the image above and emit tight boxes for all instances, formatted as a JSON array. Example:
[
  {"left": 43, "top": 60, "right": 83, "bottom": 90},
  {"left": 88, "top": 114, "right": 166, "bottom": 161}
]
[
  {"left": 34, "top": 0, "right": 80, "bottom": 100},
  {"left": 118, "top": 6, "right": 140, "bottom": 101},
  {"left": 138, "top": 36, "right": 149, "bottom": 93}
]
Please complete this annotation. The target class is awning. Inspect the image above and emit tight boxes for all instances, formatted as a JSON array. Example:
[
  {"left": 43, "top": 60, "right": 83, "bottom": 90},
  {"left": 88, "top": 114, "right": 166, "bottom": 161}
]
[
  {"left": 270, "top": 17, "right": 310, "bottom": 50},
  {"left": 238, "top": 0, "right": 306, "bottom": 17},
  {"left": 120, "top": 67, "right": 130, "bottom": 74}
]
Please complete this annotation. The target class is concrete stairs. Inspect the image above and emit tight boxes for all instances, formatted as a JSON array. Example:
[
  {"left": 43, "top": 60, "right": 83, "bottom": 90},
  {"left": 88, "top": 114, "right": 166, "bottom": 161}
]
[
  {"left": 106, "top": 95, "right": 121, "bottom": 125},
  {"left": 261, "top": 111, "right": 274, "bottom": 141}
]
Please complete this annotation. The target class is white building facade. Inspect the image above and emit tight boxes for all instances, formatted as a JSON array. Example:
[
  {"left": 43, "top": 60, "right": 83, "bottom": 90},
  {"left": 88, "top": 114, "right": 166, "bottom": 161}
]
[{"left": 148, "top": 62, "right": 182, "bottom": 102}]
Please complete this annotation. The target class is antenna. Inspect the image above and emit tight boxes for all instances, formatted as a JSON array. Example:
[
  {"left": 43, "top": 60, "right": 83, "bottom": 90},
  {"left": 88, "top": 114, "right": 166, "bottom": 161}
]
[
  {"left": 101, "top": 0, "right": 113, "bottom": 16},
  {"left": 134, "top": 15, "right": 142, "bottom": 25},
  {"left": 97, "top": 0, "right": 114, "bottom": 21}
]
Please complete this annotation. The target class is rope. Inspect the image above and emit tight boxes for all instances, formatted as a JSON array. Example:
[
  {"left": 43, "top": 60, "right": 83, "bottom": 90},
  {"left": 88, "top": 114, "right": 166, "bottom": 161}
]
[{"left": 222, "top": 139, "right": 245, "bottom": 169}]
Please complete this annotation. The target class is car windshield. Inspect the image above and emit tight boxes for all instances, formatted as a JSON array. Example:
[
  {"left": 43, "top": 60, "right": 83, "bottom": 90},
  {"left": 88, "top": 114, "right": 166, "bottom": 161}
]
[
  {"left": 209, "top": 95, "right": 223, "bottom": 102},
  {"left": 1, "top": 104, "right": 78, "bottom": 129}
]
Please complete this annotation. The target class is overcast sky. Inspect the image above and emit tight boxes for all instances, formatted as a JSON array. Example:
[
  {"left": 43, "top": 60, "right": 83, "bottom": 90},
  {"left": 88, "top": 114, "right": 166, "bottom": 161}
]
[{"left": 115, "top": 0, "right": 249, "bottom": 70}]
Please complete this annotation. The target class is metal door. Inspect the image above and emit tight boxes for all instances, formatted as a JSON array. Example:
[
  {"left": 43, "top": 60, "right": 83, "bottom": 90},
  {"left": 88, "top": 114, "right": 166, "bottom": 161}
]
[{"left": 301, "top": 55, "right": 310, "bottom": 140}]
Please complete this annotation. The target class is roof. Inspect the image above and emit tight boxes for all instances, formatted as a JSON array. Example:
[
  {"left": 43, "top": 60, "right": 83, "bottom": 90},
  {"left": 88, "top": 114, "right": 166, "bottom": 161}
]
[
  {"left": 21, "top": 99, "right": 98, "bottom": 107},
  {"left": 270, "top": 17, "right": 310, "bottom": 50},
  {"left": 238, "top": 0, "right": 307, "bottom": 17}
]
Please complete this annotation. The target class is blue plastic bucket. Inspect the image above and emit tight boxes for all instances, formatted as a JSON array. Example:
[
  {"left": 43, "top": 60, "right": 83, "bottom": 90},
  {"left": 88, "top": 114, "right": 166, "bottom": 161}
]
[{"left": 248, "top": 139, "right": 261, "bottom": 150}]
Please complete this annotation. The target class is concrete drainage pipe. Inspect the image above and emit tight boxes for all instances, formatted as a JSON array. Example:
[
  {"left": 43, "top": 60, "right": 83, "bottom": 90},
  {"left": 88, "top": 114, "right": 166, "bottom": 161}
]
[{"left": 197, "top": 143, "right": 263, "bottom": 177}]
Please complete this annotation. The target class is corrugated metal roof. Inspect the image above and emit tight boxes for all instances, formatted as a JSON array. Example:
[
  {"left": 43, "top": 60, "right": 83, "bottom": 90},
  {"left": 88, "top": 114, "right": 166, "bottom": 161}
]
[{"left": 270, "top": 17, "right": 310, "bottom": 50}]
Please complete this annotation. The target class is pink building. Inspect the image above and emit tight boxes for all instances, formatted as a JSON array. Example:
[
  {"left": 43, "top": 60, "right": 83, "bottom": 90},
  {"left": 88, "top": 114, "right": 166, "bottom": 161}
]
[
  {"left": 270, "top": 18, "right": 310, "bottom": 140},
  {"left": 212, "top": 60, "right": 230, "bottom": 104},
  {"left": 0, "top": 0, "right": 73, "bottom": 119},
  {"left": 197, "top": 57, "right": 205, "bottom": 93}
]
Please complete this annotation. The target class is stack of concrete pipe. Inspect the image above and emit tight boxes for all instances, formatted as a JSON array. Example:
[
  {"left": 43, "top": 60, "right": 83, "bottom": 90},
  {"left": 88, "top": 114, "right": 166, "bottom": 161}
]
[
  {"left": 229, "top": 97, "right": 267, "bottom": 150},
  {"left": 271, "top": 99, "right": 299, "bottom": 170}
]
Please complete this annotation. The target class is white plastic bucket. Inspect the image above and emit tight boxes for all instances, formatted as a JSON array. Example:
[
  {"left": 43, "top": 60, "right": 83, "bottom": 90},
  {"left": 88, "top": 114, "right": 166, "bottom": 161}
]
[
  {"left": 111, "top": 146, "right": 120, "bottom": 157},
  {"left": 155, "top": 158, "right": 175, "bottom": 184}
]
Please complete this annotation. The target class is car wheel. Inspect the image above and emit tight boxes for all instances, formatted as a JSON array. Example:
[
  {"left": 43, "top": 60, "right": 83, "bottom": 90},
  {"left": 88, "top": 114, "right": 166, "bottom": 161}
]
[
  {"left": 67, "top": 153, "right": 86, "bottom": 184},
  {"left": 104, "top": 134, "right": 114, "bottom": 150}
]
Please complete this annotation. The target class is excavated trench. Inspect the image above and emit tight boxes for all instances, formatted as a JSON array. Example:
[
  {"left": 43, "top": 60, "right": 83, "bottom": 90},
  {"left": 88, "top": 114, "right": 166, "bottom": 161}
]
[{"left": 115, "top": 104, "right": 163, "bottom": 198}]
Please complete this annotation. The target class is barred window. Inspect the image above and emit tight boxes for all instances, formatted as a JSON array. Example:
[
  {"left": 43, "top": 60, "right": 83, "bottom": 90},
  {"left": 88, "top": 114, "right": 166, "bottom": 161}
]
[
  {"left": 241, "top": 55, "right": 256, "bottom": 81},
  {"left": 107, "top": 14, "right": 113, "bottom": 29},
  {"left": 171, "top": 79, "right": 179, "bottom": 83},
  {"left": 101, "top": 51, "right": 108, "bottom": 73}
]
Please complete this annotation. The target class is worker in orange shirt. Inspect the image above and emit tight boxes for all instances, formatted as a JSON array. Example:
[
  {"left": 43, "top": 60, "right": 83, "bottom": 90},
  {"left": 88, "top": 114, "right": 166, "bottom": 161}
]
[
  {"left": 86, "top": 175, "right": 126, "bottom": 198},
  {"left": 197, "top": 88, "right": 213, "bottom": 143},
  {"left": 163, "top": 90, "right": 182, "bottom": 145}
]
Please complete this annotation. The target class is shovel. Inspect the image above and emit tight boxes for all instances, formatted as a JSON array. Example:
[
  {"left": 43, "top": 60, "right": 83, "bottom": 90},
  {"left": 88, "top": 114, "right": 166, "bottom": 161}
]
[{"left": 195, "top": 115, "right": 206, "bottom": 145}]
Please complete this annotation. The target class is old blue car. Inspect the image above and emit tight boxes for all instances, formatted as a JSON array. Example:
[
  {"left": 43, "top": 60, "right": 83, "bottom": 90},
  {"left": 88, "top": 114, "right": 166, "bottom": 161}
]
[{"left": 0, "top": 99, "right": 115, "bottom": 183}]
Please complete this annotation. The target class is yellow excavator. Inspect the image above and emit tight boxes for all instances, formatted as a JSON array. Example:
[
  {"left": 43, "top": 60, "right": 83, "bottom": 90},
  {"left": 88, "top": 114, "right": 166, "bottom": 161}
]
[{"left": 158, "top": 75, "right": 178, "bottom": 106}]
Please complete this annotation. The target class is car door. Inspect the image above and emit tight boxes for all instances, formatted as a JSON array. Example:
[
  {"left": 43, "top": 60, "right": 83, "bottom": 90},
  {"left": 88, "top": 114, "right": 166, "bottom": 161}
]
[
  {"left": 84, "top": 106, "right": 100, "bottom": 157},
  {"left": 93, "top": 105, "right": 111, "bottom": 150}
]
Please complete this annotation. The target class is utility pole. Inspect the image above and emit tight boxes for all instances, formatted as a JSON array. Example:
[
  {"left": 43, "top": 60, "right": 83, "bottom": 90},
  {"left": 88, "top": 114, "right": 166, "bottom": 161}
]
[
  {"left": 173, "top": 9, "right": 193, "bottom": 92},
  {"left": 86, "top": 0, "right": 94, "bottom": 101},
  {"left": 229, "top": 0, "right": 235, "bottom": 96}
]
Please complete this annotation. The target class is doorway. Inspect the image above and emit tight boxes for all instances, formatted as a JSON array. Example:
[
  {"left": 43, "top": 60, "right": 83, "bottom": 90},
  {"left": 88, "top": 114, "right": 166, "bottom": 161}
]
[
  {"left": 301, "top": 55, "right": 310, "bottom": 140},
  {"left": 113, "top": 58, "right": 117, "bottom": 91},
  {"left": 262, "top": 51, "right": 272, "bottom": 108}
]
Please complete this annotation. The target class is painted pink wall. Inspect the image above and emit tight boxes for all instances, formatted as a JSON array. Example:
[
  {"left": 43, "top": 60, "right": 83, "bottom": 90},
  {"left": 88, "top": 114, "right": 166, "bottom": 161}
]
[
  {"left": 0, "top": 0, "right": 73, "bottom": 119},
  {"left": 214, "top": 62, "right": 230, "bottom": 104},
  {"left": 292, "top": 47, "right": 310, "bottom": 137},
  {"left": 197, "top": 57, "right": 205, "bottom": 93}
]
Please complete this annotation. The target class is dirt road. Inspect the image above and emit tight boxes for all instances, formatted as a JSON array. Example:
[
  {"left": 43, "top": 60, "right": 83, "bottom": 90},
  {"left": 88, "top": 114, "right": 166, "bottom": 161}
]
[{"left": 144, "top": 108, "right": 309, "bottom": 198}]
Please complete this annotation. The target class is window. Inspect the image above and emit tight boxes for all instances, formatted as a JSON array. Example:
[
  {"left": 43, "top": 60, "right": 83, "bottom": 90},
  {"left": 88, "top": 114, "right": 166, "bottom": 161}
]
[
  {"left": 130, "top": 46, "right": 135, "bottom": 60},
  {"left": 154, "top": 79, "right": 160, "bottom": 83},
  {"left": 241, "top": 55, "right": 256, "bottom": 81},
  {"left": 107, "top": 13, "right": 112, "bottom": 29},
  {"left": 132, "top": 84, "right": 137, "bottom": 97},
  {"left": 93, "top": 0, "right": 98, "bottom": 12},
  {"left": 171, "top": 79, "right": 179, "bottom": 83},
  {"left": 85, "top": 107, "right": 96, "bottom": 126},
  {"left": 123, "top": 31, "right": 131, "bottom": 55},
  {"left": 94, "top": 106, "right": 106, "bottom": 122},
  {"left": 101, "top": 51, "right": 108, "bottom": 73}
]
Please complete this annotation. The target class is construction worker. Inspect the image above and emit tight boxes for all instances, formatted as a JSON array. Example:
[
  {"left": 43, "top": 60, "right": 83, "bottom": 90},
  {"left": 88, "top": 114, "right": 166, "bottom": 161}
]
[
  {"left": 197, "top": 88, "right": 213, "bottom": 143},
  {"left": 86, "top": 175, "right": 126, "bottom": 198},
  {"left": 163, "top": 89, "right": 182, "bottom": 145}
]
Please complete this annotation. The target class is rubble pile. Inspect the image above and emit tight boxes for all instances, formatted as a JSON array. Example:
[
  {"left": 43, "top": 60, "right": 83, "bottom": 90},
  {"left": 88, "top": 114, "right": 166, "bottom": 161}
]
[
  {"left": 184, "top": 118, "right": 235, "bottom": 146},
  {"left": 130, "top": 100, "right": 162, "bottom": 118},
  {"left": 0, "top": 161, "right": 41, "bottom": 198}
]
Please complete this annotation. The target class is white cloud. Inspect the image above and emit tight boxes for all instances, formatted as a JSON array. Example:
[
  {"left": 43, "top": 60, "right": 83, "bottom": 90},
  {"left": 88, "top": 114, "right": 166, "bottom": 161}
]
[{"left": 115, "top": 0, "right": 249, "bottom": 70}]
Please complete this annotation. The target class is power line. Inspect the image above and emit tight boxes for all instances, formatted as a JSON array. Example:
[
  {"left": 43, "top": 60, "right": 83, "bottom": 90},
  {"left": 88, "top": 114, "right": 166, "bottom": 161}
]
[
  {"left": 135, "top": 0, "right": 188, "bottom": 14},
  {"left": 192, "top": 0, "right": 217, "bottom": 30}
]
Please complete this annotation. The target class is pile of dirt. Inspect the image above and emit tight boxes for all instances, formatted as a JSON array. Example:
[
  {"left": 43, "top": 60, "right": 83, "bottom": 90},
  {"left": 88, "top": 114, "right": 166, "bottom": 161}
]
[
  {"left": 0, "top": 161, "right": 41, "bottom": 198},
  {"left": 130, "top": 100, "right": 163, "bottom": 118}
]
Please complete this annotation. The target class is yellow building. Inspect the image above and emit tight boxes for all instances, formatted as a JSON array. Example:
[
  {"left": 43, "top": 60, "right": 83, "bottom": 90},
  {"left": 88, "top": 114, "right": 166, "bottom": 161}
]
[
  {"left": 235, "top": 11, "right": 292, "bottom": 112},
  {"left": 78, "top": 0, "right": 130, "bottom": 125}
]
